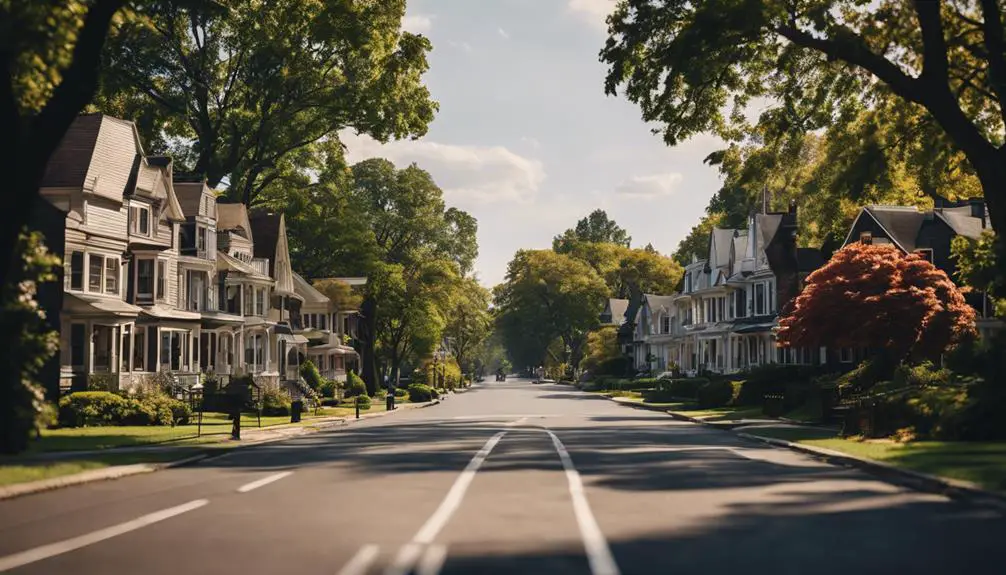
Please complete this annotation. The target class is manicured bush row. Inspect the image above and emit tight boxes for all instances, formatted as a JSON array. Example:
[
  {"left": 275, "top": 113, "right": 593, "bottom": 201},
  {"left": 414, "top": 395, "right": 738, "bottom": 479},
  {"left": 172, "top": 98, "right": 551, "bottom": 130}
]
[
  {"left": 58, "top": 391, "right": 191, "bottom": 428},
  {"left": 406, "top": 384, "right": 438, "bottom": 403}
]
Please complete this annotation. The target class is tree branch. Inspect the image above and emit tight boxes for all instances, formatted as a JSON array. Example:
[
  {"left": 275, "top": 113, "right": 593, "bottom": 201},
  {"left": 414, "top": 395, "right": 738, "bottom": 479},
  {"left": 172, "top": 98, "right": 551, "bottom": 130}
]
[
  {"left": 979, "top": 0, "right": 1006, "bottom": 125},
  {"left": 913, "top": 0, "right": 950, "bottom": 86}
]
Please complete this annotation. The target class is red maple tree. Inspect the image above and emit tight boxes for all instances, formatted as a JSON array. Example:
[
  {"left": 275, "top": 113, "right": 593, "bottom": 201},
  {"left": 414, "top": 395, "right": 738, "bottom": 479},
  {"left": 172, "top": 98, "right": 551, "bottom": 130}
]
[{"left": 777, "top": 243, "right": 976, "bottom": 365}]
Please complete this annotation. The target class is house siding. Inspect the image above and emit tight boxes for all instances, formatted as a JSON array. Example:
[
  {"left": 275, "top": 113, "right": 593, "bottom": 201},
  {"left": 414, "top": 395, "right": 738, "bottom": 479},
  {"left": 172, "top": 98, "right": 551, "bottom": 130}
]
[
  {"left": 83, "top": 196, "right": 127, "bottom": 241},
  {"left": 85, "top": 118, "right": 139, "bottom": 202}
]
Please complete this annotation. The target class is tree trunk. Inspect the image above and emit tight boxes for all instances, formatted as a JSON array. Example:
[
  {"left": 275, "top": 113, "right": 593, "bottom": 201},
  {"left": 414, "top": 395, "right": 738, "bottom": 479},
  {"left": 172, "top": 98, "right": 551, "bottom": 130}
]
[{"left": 358, "top": 296, "right": 379, "bottom": 395}]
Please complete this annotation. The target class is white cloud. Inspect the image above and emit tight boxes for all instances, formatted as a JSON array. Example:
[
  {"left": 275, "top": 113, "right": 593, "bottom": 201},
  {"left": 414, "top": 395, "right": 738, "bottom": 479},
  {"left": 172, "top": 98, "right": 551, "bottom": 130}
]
[
  {"left": 615, "top": 173, "right": 684, "bottom": 199},
  {"left": 448, "top": 40, "right": 474, "bottom": 52},
  {"left": 498, "top": 27, "right": 510, "bottom": 39},
  {"left": 520, "top": 136, "right": 542, "bottom": 150},
  {"left": 341, "top": 131, "right": 546, "bottom": 204},
  {"left": 567, "top": 0, "right": 616, "bottom": 30},
  {"left": 402, "top": 14, "right": 433, "bottom": 34}
]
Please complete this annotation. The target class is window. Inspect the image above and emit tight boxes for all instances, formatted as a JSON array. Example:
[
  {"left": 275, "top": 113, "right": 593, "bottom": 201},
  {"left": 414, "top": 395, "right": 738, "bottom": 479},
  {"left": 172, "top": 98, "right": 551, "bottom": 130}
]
[
  {"left": 255, "top": 288, "right": 266, "bottom": 316},
  {"left": 132, "top": 205, "right": 150, "bottom": 236},
  {"left": 320, "top": 314, "right": 327, "bottom": 331},
  {"left": 197, "top": 226, "right": 207, "bottom": 251},
  {"left": 755, "top": 283, "right": 766, "bottom": 315},
  {"left": 685, "top": 274, "right": 692, "bottom": 293},
  {"left": 156, "top": 260, "right": 166, "bottom": 300},
  {"left": 88, "top": 254, "right": 103, "bottom": 292},
  {"left": 768, "top": 281, "right": 775, "bottom": 313},
  {"left": 70, "top": 323, "right": 86, "bottom": 368},
  {"left": 244, "top": 285, "right": 254, "bottom": 316},
  {"left": 160, "top": 330, "right": 189, "bottom": 371},
  {"left": 133, "top": 326, "right": 146, "bottom": 370},
  {"left": 137, "top": 259, "right": 154, "bottom": 300},
  {"left": 661, "top": 315, "right": 670, "bottom": 334},
  {"left": 121, "top": 325, "right": 131, "bottom": 372},
  {"left": 860, "top": 231, "right": 873, "bottom": 245},
  {"left": 718, "top": 298, "right": 725, "bottom": 322},
  {"left": 104, "top": 257, "right": 118, "bottom": 295},
  {"left": 839, "top": 347, "right": 854, "bottom": 363},
  {"left": 734, "top": 289, "right": 746, "bottom": 318},
  {"left": 68, "top": 251, "right": 84, "bottom": 291}
]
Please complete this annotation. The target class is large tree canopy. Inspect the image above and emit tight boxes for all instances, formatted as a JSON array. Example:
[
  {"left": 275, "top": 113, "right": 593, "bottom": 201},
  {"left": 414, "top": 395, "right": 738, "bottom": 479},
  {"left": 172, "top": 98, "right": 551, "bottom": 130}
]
[
  {"left": 603, "top": 0, "right": 1006, "bottom": 250},
  {"left": 96, "top": 0, "right": 437, "bottom": 205},
  {"left": 553, "top": 209, "right": 631, "bottom": 250},
  {"left": 778, "top": 243, "right": 976, "bottom": 367}
]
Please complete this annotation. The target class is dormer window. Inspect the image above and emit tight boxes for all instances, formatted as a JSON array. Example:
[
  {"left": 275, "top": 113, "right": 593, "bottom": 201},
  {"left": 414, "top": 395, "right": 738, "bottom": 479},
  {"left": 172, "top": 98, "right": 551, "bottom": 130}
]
[
  {"left": 860, "top": 231, "right": 873, "bottom": 245},
  {"left": 131, "top": 205, "right": 151, "bottom": 236}
]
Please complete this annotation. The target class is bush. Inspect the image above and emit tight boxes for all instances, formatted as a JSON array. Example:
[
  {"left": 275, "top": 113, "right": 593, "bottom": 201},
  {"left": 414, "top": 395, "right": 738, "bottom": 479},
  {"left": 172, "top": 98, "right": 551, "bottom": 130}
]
[
  {"left": 657, "top": 378, "right": 708, "bottom": 398},
  {"left": 697, "top": 379, "right": 734, "bottom": 408},
  {"left": 345, "top": 372, "right": 367, "bottom": 397},
  {"left": 300, "top": 360, "right": 323, "bottom": 392},
  {"left": 733, "top": 365, "right": 827, "bottom": 406},
  {"left": 393, "top": 387, "right": 407, "bottom": 398},
  {"left": 893, "top": 361, "right": 953, "bottom": 387},
  {"left": 261, "top": 387, "right": 292, "bottom": 416},
  {"left": 320, "top": 398, "right": 340, "bottom": 407},
  {"left": 595, "top": 356, "right": 632, "bottom": 377},
  {"left": 354, "top": 394, "right": 372, "bottom": 410},
  {"left": 407, "top": 384, "right": 438, "bottom": 403},
  {"left": 319, "top": 379, "right": 338, "bottom": 398},
  {"left": 58, "top": 392, "right": 128, "bottom": 427}
]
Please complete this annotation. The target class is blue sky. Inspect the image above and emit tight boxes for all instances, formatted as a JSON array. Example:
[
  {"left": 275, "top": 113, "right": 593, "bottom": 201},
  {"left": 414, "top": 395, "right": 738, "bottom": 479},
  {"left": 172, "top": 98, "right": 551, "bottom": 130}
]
[{"left": 341, "top": 0, "right": 726, "bottom": 287}]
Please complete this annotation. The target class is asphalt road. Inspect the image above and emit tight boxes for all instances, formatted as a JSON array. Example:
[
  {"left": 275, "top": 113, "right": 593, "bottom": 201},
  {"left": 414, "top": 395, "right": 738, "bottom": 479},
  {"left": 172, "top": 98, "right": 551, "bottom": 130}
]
[{"left": 1, "top": 379, "right": 1004, "bottom": 575}]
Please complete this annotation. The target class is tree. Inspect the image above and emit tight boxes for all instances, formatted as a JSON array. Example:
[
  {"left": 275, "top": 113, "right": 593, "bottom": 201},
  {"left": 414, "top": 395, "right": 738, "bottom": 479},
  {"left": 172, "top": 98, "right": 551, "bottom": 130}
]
[
  {"left": 97, "top": 0, "right": 437, "bottom": 205},
  {"left": 349, "top": 159, "right": 478, "bottom": 394},
  {"left": 603, "top": 0, "right": 1006, "bottom": 265},
  {"left": 673, "top": 214, "right": 721, "bottom": 267},
  {"left": 778, "top": 243, "right": 976, "bottom": 372},
  {"left": 553, "top": 209, "right": 631, "bottom": 250},
  {"left": 443, "top": 278, "right": 492, "bottom": 379},
  {"left": 952, "top": 230, "right": 1006, "bottom": 317},
  {"left": 580, "top": 326, "right": 621, "bottom": 374},
  {"left": 494, "top": 250, "right": 609, "bottom": 376},
  {"left": 312, "top": 278, "right": 363, "bottom": 314}
]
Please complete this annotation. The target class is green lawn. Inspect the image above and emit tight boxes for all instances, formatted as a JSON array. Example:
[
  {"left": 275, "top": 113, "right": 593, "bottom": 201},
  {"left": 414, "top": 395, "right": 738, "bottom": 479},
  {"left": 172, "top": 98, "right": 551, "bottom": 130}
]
[
  {"left": 0, "top": 448, "right": 213, "bottom": 488},
  {"left": 663, "top": 402, "right": 767, "bottom": 421},
  {"left": 747, "top": 427, "right": 1006, "bottom": 493}
]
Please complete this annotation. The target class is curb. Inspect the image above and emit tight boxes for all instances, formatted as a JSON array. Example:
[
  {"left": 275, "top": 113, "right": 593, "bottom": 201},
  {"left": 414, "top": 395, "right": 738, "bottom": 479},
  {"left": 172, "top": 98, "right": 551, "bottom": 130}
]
[
  {"left": 735, "top": 432, "right": 1006, "bottom": 512},
  {"left": 0, "top": 399, "right": 442, "bottom": 501},
  {"left": 601, "top": 393, "right": 1006, "bottom": 512}
]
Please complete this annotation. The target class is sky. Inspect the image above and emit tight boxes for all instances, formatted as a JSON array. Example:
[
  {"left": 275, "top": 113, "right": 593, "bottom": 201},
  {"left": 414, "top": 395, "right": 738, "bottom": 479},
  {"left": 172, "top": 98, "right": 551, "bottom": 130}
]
[{"left": 341, "top": 0, "right": 726, "bottom": 287}]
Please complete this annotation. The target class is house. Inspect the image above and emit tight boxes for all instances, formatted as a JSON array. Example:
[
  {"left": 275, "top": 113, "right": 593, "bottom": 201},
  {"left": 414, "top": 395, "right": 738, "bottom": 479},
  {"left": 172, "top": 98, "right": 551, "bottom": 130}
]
[
  {"left": 174, "top": 179, "right": 244, "bottom": 381},
  {"left": 292, "top": 273, "right": 362, "bottom": 382},
  {"left": 637, "top": 294, "right": 679, "bottom": 373},
  {"left": 41, "top": 115, "right": 207, "bottom": 391},
  {"left": 599, "top": 298, "right": 629, "bottom": 327},
  {"left": 247, "top": 211, "right": 311, "bottom": 397},
  {"left": 842, "top": 199, "right": 1002, "bottom": 339}
]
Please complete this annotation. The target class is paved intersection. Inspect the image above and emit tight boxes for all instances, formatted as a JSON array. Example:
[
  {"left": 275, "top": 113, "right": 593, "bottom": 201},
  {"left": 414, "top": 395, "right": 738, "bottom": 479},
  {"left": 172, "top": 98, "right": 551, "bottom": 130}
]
[{"left": 1, "top": 380, "right": 1003, "bottom": 574}]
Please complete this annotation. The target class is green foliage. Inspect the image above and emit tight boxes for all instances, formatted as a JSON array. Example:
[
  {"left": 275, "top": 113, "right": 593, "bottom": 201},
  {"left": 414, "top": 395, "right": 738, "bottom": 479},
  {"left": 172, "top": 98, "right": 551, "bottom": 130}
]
[
  {"left": 393, "top": 387, "right": 407, "bottom": 398},
  {"left": 443, "top": 277, "right": 492, "bottom": 377},
  {"left": 260, "top": 387, "right": 292, "bottom": 416},
  {"left": 406, "top": 384, "right": 437, "bottom": 403},
  {"left": 319, "top": 379, "right": 338, "bottom": 399},
  {"left": 658, "top": 378, "right": 709, "bottom": 399},
  {"left": 300, "top": 360, "right": 323, "bottom": 392},
  {"left": 697, "top": 379, "right": 734, "bottom": 408},
  {"left": 345, "top": 372, "right": 367, "bottom": 397},
  {"left": 553, "top": 210, "right": 631, "bottom": 249},
  {"left": 580, "top": 327, "right": 621, "bottom": 374},
  {"left": 594, "top": 356, "right": 632, "bottom": 377},
  {"left": 952, "top": 231, "right": 1006, "bottom": 310},
  {"left": 57, "top": 391, "right": 190, "bottom": 427},
  {"left": 354, "top": 394, "right": 372, "bottom": 410},
  {"left": 1, "top": 232, "right": 60, "bottom": 453},
  {"left": 97, "top": 0, "right": 437, "bottom": 205},
  {"left": 893, "top": 362, "right": 953, "bottom": 388}
]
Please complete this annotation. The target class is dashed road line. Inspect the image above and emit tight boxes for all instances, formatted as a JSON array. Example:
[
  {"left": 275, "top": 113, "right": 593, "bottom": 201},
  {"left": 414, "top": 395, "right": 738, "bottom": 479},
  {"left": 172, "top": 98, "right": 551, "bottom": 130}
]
[
  {"left": 337, "top": 544, "right": 380, "bottom": 575},
  {"left": 416, "top": 544, "right": 448, "bottom": 575},
  {"left": 0, "top": 499, "right": 209, "bottom": 573},
  {"left": 237, "top": 471, "right": 294, "bottom": 493},
  {"left": 384, "top": 543, "right": 423, "bottom": 575},
  {"left": 548, "top": 430, "right": 621, "bottom": 575}
]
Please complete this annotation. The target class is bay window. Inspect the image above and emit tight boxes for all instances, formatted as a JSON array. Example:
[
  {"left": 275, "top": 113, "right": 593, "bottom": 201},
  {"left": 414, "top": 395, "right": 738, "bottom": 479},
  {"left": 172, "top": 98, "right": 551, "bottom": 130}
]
[
  {"left": 88, "top": 254, "right": 103, "bottom": 292},
  {"left": 137, "top": 259, "right": 154, "bottom": 301}
]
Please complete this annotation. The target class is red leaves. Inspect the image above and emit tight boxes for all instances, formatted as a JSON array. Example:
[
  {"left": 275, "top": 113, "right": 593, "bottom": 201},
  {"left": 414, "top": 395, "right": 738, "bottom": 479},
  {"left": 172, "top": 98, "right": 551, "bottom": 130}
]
[{"left": 777, "top": 243, "right": 976, "bottom": 361}]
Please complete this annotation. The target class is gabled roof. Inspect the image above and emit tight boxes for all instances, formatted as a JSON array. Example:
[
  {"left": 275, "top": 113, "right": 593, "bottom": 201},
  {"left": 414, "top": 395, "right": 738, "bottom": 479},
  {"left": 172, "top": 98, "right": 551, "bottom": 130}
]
[
  {"left": 40, "top": 115, "right": 103, "bottom": 189},
  {"left": 710, "top": 228, "right": 735, "bottom": 268},
  {"left": 642, "top": 294, "right": 675, "bottom": 313},
  {"left": 217, "top": 202, "right": 253, "bottom": 241},
  {"left": 936, "top": 208, "right": 987, "bottom": 239},
  {"left": 756, "top": 213, "right": 783, "bottom": 253},
  {"left": 249, "top": 211, "right": 296, "bottom": 295},
  {"left": 602, "top": 298, "right": 629, "bottom": 325},
  {"left": 864, "top": 206, "right": 926, "bottom": 252},
  {"left": 293, "top": 272, "right": 331, "bottom": 305},
  {"left": 217, "top": 251, "right": 272, "bottom": 281},
  {"left": 173, "top": 181, "right": 211, "bottom": 219}
]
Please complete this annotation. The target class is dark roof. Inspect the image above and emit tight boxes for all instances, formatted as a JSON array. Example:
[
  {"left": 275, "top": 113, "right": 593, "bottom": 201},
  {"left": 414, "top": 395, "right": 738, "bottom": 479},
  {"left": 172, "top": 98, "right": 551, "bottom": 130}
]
[
  {"left": 797, "top": 248, "right": 825, "bottom": 272},
  {"left": 249, "top": 211, "right": 281, "bottom": 276},
  {"left": 40, "top": 114, "right": 103, "bottom": 188},
  {"left": 936, "top": 207, "right": 988, "bottom": 239},
  {"left": 147, "top": 156, "right": 172, "bottom": 167},
  {"left": 865, "top": 206, "right": 926, "bottom": 252}
]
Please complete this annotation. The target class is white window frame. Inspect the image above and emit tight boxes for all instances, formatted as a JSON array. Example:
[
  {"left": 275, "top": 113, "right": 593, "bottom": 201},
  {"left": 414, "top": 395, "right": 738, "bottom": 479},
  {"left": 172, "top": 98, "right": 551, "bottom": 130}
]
[
  {"left": 67, "top": 250, "right": 84, "bottom": 291},
  {"left": 132, "top": 204, "right": 151, "bottom": 237},
  {"left": 136, "top": 258, "right": 155, "bottom": 302},
  {"left": 156, "top": 260, "right": 167, "bottom": 301}
]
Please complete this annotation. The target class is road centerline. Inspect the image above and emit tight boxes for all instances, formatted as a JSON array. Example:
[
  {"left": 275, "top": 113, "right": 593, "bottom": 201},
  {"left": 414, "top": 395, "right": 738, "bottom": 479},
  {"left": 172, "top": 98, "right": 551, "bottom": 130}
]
[
  {"left": 337, "top": 544, "right": 380, "bottom": 575},
  {"left": 0, "top": 499, "right": 209, "bottom": 573},
  {"left": 547, "top": 430, "right": 621, "bottom": 575},
  {"left": 237, "top": 471, "right": 294, "bottom": 493}
]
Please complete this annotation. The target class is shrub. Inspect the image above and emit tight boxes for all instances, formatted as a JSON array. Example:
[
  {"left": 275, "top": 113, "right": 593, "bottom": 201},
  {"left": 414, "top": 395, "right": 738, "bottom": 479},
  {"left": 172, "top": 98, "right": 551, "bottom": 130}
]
[
  {"left": 319, "top": 379, "right": 338, "bottom": 398},
  {"left": 734, "top": 365, "right": 827, "bottom": 405},
  {"left": 38, "top": 402, "right": 59, "bottom": 429},
  {"left": 300, "top": 360, "right": 323, "bottom": 392},
  {"left": 58, "top": 392, "right": 128, "bottom": 427},
  {"left": 393, "top": 387, "right": 407, "bottom": 398},
  {"left": 86, "top": 373, "right": 118, "bottom": 392},
  {"left": 407, "top": 384, "right": 437, "bottom": 402},
  {"left": 345, "top": 372, "right": 367, "bottom": 397},
  {"left": 355, "top": 394, "right": 372, "bottom": 410},
  {"left": 658, "top": 378, "right": 708, "bottom": 398},
  {"left": 595, "top": 356, "right": 632, "bottom": 377},
  {"left": 320, "top": 398, "right": 340, "bottom": 407},
  {"left": 261, "top": 387, "right": 292, "bottom": 416},
  {"left": 893, "top": 361, "right": 953, "bottom": 387},
  {"left": 697, "top": 379, "right": 734, "bottom": 408}
]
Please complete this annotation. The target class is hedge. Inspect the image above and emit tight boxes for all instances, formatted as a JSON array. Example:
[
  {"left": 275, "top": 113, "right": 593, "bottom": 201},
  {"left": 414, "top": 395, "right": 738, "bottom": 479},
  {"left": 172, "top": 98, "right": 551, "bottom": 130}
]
[
  {"left": 58, "top": 391, "right": 190, "bottom": 427},
  {"left": 696, "top": 379, "right": 734, "bottom": 408},
  {"left": 656, "top": 378, "right": 709, "bottom": 398},
  {"left": 407, "top": 384, "right": 438, "bottom": 403}
]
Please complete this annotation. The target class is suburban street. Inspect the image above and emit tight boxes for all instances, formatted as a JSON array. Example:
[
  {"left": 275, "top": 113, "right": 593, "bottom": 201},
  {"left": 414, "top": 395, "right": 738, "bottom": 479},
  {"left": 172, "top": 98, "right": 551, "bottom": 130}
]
[{"left": 1, "top": 380, "right": 1004, "bottom": 575}]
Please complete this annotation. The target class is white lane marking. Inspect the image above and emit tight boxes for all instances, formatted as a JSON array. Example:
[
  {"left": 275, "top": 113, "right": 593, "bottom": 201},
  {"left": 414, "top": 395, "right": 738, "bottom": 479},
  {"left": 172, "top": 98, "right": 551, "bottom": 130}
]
[
  {"left": 0, "top": 499, "right": 209, "bottom": 573},
  {"left": 505, "top": 417, "right": 529, "bottom": 427},
  {"left": 338, "top": 544, "right": 380, "bottom": 575},
  {"left": 416, "top": 544, "right": 448, "bottom": 575},
  {"left": 547, "top": 431, "right": 621, "bottom": 575},
  {"left": 384, "top": 543, "right": 423, "bottom": 575},
  {"left": 412, "top": 431, "right": 506, "bottom": 544},
  {"left": 237, "top": 471, "right": 294, "bottom": 493}
]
